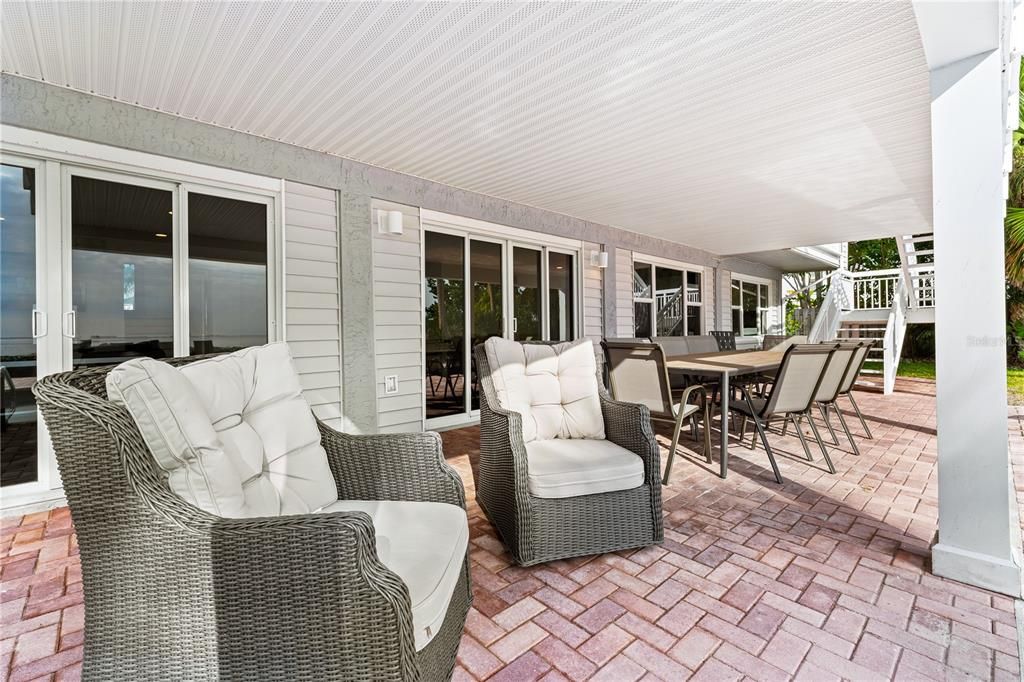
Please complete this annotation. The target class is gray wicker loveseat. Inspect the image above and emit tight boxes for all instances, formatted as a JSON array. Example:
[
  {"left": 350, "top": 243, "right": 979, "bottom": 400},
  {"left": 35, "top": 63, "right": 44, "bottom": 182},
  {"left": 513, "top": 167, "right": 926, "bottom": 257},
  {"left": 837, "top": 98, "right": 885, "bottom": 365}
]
[
  {"left": 473, "top": 337, "right": 663, "bottom": 566},
  {"left": 33, "top": 343, "right": 470, "bottom": 681}
]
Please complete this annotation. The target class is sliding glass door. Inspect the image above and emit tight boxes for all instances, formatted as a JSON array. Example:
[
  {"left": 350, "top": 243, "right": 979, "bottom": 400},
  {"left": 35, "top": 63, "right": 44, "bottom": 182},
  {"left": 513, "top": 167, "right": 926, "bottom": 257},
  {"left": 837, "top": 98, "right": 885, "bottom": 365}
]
[
  {"left": 424, "top": 228, "right": 579, "bottom": 427},
  {"left": 0, "top": 152, "right": 279, "bottom": 509},
  {"left": 1, "top": 161, "right": 43, "bottom": 487},
  {"left": 63, "top": 168, "right": 275, "bottom": 371},
  {"left": 511, "top": 246, "right": 542, "bottom": 341},
  {"left": 68, "top": 173, "right": 176, "bottom": 368}
]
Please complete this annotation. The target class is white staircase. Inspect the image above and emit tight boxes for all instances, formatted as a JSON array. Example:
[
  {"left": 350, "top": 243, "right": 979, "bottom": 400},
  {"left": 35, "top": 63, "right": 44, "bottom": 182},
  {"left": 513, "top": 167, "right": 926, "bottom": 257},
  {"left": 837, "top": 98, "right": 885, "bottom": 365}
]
[{"left": 806, "top": 233, "right": 933, "bottom": 394}]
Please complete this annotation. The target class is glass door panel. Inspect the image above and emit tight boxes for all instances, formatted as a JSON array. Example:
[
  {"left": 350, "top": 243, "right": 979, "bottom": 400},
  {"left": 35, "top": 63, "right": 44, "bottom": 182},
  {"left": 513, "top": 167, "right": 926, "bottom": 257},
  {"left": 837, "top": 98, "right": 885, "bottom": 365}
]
[
  {"left": 548, "top": 252, "right": 574, "bottom": 342},
  {"left": 1, "top": 164, "right": 39, "bottom": 486},
  {"left": 633, "top": 262, "right": 653, "bottom": 338},
  {"left": 424, "top": 232, "right": 466, "bottom": 419},
  {"left": 188, "top": 192, "right": 268, "bottom": 354},
  {"left": 655, "top": 267, "right": 684, "bottom": 337},
  {"left": 512, "top": 247, "right": 542, "bottom": 341},
  {"left": 70, "top": 175, "right": 174, "bottom": 368},
  {"left": 469, "top": 240, "right": 503, "bottom": 410},
  {"left": 685, "top": 270, "right": 702, "bottom": 335},
  {"left": 742, "top": 281, "right": 758, "bottom": 335}
]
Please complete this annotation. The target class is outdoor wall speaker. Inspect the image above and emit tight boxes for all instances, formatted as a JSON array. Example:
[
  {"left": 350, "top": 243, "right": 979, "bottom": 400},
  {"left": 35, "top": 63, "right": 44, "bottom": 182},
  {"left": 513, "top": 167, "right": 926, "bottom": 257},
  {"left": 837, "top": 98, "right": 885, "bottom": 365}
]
[{"left": 379, "top": 209, "right": 404, "bottom": 235}]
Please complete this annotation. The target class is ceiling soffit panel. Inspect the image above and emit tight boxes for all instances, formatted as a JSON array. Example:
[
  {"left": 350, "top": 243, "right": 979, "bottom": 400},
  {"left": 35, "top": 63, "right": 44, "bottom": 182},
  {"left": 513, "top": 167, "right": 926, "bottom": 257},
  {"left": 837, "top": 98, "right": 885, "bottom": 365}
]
[{"left": 0, "top": 1, "right": 932, "bottom": 254}]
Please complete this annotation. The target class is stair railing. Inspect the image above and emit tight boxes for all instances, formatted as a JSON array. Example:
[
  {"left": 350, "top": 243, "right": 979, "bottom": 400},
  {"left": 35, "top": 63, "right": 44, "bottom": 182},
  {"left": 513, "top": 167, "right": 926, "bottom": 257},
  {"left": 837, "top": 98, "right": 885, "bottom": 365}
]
[
  {"left": 882, "top": 276, "right": 909, "bottom": 395},
  {"left": 808, "top": 270, "right": 851, "bottom": 342}
]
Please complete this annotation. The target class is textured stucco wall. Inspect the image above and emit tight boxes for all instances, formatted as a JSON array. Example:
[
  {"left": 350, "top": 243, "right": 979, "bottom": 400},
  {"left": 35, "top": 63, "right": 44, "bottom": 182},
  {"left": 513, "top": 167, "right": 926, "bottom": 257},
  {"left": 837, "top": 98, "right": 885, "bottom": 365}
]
[{"left": 1, "top": 73, "right": 784, "bottom": 432}]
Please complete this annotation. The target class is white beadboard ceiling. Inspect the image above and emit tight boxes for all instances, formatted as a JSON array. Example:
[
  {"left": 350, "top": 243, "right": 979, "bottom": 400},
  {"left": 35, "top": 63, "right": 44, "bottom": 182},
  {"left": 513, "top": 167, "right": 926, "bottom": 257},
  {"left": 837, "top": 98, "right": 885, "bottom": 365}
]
[{"left": 0, "top": 1, "right": 932, "bottom": 255}]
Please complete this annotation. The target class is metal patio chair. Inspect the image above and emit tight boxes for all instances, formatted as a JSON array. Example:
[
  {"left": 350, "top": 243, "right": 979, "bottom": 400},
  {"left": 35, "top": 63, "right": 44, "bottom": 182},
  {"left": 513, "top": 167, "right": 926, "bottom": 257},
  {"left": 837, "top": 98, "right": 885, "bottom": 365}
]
[
  {"left": 729, "top": 344, "right": 838, "bottom": 482},
  {"left": 835, "top": 340, "right": 875, "bottom": 439},
  {"left": 603, "top": 340, "right": 713, "bottom": 485},
  {"left": 810, "top": 341, "right": 863, "bottom": 456},
  {"left": 710, "top": 331, "right": 737, "bottom": 351}
]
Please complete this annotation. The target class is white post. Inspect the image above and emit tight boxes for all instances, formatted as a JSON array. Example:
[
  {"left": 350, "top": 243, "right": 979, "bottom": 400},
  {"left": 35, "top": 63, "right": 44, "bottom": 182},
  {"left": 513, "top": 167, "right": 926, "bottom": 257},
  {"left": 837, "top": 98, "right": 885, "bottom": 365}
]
[{"left": 931, "top": 49, "right": 1022, "bottom": 597}]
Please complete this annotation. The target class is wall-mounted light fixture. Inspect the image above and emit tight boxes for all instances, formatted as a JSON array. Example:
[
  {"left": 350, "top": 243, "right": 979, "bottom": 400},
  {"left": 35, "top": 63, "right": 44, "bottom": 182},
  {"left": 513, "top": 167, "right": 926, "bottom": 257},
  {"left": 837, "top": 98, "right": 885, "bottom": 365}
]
[
  {"left": 378, "top": 209, "right": 404, "bottom": 235},
  {"left": 591, "top": 249, "right": 609, "bottom": 268}
]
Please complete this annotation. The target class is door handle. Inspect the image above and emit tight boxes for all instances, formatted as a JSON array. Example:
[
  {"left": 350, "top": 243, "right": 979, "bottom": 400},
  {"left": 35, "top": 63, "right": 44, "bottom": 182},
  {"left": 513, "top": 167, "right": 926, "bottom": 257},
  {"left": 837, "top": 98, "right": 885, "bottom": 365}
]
[
  {"left": 63, "top": 310, "right": 76, "bottom": 339},
  {"left": 31, "top": 307, "right": 46, "bottom": 338},
  {"left": 512, "top": 318, "right": 518, "bottom": 334}
]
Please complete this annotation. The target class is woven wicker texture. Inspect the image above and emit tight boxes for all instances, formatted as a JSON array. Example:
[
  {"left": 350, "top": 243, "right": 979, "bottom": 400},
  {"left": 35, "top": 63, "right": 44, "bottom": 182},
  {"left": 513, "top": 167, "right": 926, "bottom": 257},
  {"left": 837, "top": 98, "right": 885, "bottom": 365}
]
[
  {"left": 473, "top": 342, "right": 663, "bottom": 567},
  {"left": 32, "top": 356, "right": 470, "bottom": 681}
]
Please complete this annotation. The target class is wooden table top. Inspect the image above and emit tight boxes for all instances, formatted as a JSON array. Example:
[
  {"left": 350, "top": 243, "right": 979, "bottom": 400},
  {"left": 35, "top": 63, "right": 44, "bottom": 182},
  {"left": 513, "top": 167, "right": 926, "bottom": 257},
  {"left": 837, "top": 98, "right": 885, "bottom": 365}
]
[{"left": 665, "top": 349, "right": 785, "bottom": 375}]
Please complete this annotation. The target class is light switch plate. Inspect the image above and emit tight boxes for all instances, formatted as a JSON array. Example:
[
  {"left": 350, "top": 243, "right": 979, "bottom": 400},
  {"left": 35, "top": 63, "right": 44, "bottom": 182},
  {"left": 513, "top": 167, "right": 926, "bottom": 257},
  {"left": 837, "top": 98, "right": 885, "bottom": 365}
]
[{"left": 384, "top": 375, "right": 399, "bottom": 394}]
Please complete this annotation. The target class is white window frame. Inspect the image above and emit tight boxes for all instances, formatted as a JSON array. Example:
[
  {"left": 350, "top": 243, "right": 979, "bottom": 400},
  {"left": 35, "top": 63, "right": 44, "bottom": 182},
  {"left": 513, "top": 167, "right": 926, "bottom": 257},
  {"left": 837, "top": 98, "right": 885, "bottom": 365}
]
[
  {"left": 631, "top": 256, "right": 704, "bottom": 337},
  {"left": 421, "top": 214, "right": 583, "bottom": 430},
  {"left": 731, "top": 275, "right": 774, "bottom": 337},
  {"left": 1, "top": 126, "right": 284, "bottom": 513}
]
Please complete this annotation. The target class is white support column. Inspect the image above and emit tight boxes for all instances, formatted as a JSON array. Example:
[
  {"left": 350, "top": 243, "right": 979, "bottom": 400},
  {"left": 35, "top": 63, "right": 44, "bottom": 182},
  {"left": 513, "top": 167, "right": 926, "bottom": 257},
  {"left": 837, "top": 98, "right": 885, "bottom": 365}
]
[{"left": 931, "top": 49, "right": 1022, "bottom": 597}]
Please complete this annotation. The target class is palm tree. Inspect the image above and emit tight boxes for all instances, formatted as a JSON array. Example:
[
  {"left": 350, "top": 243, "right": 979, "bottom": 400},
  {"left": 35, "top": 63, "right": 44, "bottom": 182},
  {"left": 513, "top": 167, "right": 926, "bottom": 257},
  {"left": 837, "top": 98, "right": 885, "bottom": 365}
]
[{"left": 1006, "top": 59, "right": 1024, "bottom": 286}]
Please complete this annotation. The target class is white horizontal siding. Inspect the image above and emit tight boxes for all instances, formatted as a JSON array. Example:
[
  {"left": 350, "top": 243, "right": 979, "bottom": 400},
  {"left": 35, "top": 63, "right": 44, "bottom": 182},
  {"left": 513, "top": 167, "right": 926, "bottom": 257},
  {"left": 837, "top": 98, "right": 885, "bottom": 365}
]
[
  {"left": 719, "top": 269, "right": 733, "bottom": 332},
  {"left": 284, "top": 181, "right": 343, "bottom": 429},
  {"left": 703, "top": 266, "right": 715, "bottom": 334},
  {"left": 582, "top": 242, "right": 603, "bottom": 341},
  {"left": 373, "top": 201, "right": 423, "bottom": 434},
  {"left": 615, "top": 248, "right": 634, "bottom": 337}
]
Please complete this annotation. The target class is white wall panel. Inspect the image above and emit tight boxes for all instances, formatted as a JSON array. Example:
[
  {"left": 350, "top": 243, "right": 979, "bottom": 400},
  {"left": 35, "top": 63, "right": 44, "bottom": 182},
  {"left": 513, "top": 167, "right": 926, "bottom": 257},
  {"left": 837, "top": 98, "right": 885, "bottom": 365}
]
[
  {"left": 615, "top": 248, "right": 634, "bottom": 337},
  {"left": 372, "top": 201, "right": 424, "bottom": 434},
  {"left": 284, "top": 181, "right": 343, "bottom": 428}
]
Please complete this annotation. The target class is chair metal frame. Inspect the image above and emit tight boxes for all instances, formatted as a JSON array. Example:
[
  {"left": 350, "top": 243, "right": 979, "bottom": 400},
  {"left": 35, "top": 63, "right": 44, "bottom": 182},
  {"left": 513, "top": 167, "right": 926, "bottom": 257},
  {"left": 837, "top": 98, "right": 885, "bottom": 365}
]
[{"left": 602, "top": 340, "right": 713, "bottom": 485}]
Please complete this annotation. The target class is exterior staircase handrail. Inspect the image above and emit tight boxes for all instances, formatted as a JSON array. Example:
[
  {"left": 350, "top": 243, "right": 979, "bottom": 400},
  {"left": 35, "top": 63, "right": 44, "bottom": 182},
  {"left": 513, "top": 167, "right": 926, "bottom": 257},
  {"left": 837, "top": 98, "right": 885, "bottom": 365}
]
[{"left": 882, "top": 276, "right": 910, "bottom": 394}]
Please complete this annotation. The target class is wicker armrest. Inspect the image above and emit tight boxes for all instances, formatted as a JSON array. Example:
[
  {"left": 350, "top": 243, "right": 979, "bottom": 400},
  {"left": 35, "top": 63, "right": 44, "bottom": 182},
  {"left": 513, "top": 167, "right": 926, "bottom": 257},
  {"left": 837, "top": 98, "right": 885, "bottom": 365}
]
[
  {"left": 168, "top": 508, "right": 419, "bottom": 680},
  {"left": 600, "top": 393, "right": 661, "bottom": 484},
  {"left": 317, "top": 421, "right": 466, "bottom": 509}
]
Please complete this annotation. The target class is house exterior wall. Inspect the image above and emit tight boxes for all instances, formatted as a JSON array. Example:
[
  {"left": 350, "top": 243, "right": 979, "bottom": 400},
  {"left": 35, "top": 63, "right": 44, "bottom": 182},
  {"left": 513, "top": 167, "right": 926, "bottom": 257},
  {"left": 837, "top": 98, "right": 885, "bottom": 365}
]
[
  {"left": 1, "top": 74, "right": 784, "bottom": 436},
  {"left": 283, "top": 181, "right": 344, "bottom": 430}
]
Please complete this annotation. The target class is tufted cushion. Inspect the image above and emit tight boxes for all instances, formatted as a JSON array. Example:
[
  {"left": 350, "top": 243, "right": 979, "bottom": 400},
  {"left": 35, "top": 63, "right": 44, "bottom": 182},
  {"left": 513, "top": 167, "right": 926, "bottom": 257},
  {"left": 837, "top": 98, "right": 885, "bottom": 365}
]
[
  {"left": 106, "top": 343, "right": 338, "bottom": 518},
  {"left": 483, "top": 337, "right": 605, "bottom": 443}
]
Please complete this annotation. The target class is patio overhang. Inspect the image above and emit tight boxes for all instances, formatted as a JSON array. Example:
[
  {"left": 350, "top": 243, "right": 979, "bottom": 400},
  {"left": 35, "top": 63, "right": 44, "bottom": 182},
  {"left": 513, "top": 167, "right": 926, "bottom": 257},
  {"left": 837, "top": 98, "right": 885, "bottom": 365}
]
[
  {"left": 733, "top": 245, "right": 841, "bottom": 273},
  {"left": 1, "top": 0, "right": 1021, "bottom": 605},
  {"left": 0, "top": 0, "right": 934, "bottom": 254}
]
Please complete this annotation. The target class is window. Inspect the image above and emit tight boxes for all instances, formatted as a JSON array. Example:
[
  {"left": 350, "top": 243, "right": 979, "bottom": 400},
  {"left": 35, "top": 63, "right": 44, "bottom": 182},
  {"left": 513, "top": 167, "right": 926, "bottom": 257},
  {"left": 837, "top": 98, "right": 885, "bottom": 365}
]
[
  {"left": 423, "top": 226, "right": 580, "bottom": 425},
  {"left": 633, "top": 259, "right": 702, "bottom": 337},
  {"left": 67, "top": 171, "right": 277, "bottom": 368},
  {"left": 731, "top": 278, "right": 772, "bottom": 336},
  {"left": 187, "top": 192, "right": 268, "bottom": 354}
]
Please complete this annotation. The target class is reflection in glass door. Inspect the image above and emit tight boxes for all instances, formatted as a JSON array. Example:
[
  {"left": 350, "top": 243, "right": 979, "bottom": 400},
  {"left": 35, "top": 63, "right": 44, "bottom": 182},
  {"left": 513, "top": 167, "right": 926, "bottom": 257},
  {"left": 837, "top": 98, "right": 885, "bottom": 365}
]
[
  {"left": 548, "top": 252, "right": 575, "bottom": 342},
  {"left": 69, "top": 174, "right": 174, "bottom": 368},
  {"left": 1, "top": 164, "right": 40, "bottom": 486},
  {"left": 188, "top": 192, "right": 268, "bottom": 354},
  {"left": 424, "top": 228, "right": 581, "bottom": 427},
  {"left": 512, "top": 247, "right": 542, "bottom": 341},
  {"left": 424, "top": 232, "right": 466, "bottom": 420},
  {"left": 469, "top": 240, "right": 503, "bottom": 410}
]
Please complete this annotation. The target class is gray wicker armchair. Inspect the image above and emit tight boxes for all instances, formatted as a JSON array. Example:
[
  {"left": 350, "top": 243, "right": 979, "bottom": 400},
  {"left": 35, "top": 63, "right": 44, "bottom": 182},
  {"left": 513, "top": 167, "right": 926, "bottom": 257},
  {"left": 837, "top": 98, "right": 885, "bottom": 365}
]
[
  {"left": 473, "top": 340, "right": 663, "bottom": 567},
  {"left": 32, "top": 356, "right": 470, "bottom": 682}
]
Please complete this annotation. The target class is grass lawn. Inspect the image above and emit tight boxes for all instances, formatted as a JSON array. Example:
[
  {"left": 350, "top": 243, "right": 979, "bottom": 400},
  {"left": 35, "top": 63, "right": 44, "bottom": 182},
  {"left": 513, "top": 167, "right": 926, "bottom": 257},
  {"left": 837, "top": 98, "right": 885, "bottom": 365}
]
[{"left": 865, "top": 359, "right": 1024, "bottom": 405}]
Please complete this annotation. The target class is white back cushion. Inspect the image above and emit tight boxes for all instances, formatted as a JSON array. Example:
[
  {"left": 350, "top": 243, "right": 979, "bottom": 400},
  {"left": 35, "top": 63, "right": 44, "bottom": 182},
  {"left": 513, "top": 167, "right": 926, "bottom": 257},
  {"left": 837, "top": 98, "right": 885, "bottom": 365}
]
[
  {"left": 483, "top": 337, "right": 605, "bottom": 442},
  {"left": 106, "top": 343, "right": 338, "bottom": 518}
]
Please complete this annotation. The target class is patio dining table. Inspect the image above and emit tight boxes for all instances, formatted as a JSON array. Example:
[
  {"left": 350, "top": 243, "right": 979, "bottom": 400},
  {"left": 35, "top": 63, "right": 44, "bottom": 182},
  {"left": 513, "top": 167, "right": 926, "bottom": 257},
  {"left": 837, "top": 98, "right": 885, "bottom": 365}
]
[{"left": 665, "top": 349, "right": 785, "bottom": 479}]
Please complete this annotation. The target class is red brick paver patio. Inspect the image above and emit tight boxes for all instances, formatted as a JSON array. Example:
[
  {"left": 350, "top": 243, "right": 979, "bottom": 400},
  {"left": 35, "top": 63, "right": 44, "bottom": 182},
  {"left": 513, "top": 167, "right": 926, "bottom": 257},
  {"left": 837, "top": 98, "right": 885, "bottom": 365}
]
[{"left": 2, "top": 379, "right": 1022, "bottom": 681}]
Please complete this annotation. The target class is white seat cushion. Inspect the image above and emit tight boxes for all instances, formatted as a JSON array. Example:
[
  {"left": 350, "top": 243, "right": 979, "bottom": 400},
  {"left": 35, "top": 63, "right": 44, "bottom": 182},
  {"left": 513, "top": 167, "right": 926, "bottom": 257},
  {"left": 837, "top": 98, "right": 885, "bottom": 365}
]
[
  {"left": 525, "top": 439, "right": 644, "bottom": 499},
  {"left": 320, "top": 500, "right": 468, "bottom": 651},
  {"left": 106, "top": 343, "right": 338, "bottom": 517},
  {"left": 483, "top": 337, "right": 605, "bottom": 443}
]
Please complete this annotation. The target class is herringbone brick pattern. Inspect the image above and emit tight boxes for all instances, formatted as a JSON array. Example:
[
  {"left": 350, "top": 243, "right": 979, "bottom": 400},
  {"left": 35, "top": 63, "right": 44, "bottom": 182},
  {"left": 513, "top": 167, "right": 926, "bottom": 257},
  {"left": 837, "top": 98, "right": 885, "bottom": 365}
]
[
  {"left": 0, "top": 380, "right": 1020, "bottom": 681},
  {"left": 443, "top": 379, "right": 1023, "bottom": 681}
]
